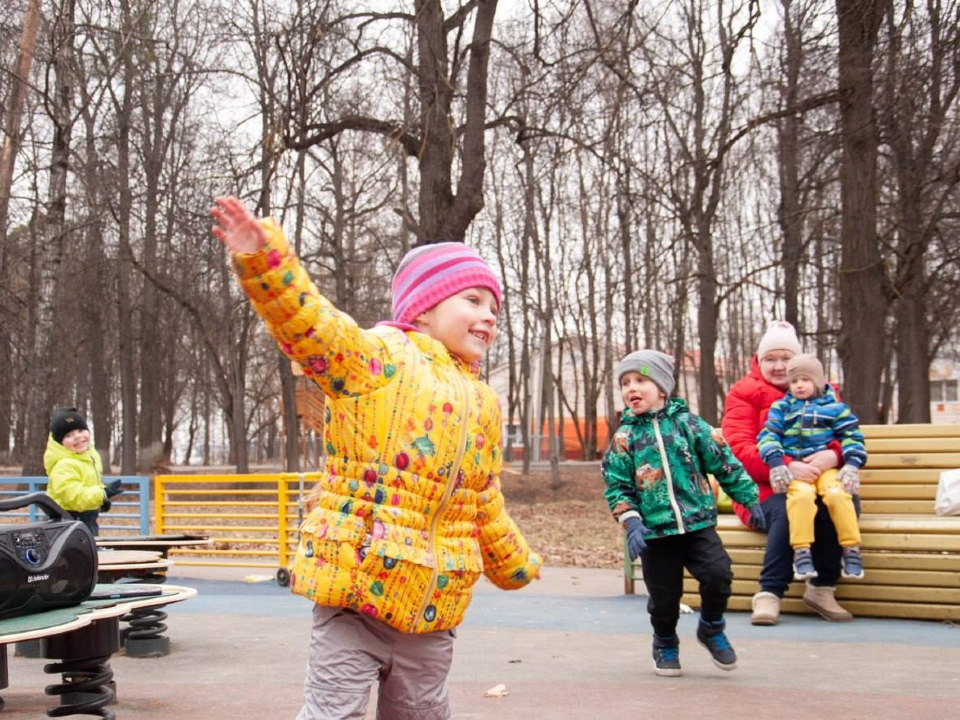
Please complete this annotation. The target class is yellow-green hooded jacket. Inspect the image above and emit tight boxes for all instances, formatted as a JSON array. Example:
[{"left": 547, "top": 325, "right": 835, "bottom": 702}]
[
  {"left": 232, "top": 220, "right": 541, "bottom": 633},
  {"left": 44, "top": 435, "right": 104, "bottom": 513}
]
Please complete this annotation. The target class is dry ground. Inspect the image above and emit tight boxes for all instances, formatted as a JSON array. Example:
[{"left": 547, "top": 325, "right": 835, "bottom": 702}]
[{"left": 500, "top": 462, "right": 623, "bottom": 569}]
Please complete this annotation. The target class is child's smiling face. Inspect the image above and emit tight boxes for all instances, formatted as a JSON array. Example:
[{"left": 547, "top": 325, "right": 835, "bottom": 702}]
[
  {"left": 620, "top": 372, "right": 666, "bottom": 415},
  {"left": 61, "top": 428, "right": 91, "bottom": 453},
  {"left": 416, "top": 287, "right": 499, "bottom": 363}
]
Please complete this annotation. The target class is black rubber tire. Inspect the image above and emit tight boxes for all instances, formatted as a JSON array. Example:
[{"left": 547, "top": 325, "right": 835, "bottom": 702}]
[{"left": 276, "top": 567, "right": 291, "bottom": 587}]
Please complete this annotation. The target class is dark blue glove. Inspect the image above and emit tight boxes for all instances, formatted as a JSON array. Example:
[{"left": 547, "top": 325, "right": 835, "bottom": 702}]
[
  {"left": 623, "top": 516, "right": 649, "bottom": 560},
  {"left": 749, "top": 503, "right": 767, "bottom": 532},
  {"left": 104, "top": 478, "right": 123, "bottom": 498}
]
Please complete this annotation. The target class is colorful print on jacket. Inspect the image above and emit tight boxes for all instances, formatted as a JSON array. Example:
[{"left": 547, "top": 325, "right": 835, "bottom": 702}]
[
  {"left": 231, "top": 219, "right": 541, "bottom": 634},
  {"left": 757, "top": 384, "right": 867, "bottom": 469},
  {"left": 602, "top": 398, "right": 759, "bottom": 538},
  {"left": 44, "top": 435, "right": 105, "bottom": 513}
]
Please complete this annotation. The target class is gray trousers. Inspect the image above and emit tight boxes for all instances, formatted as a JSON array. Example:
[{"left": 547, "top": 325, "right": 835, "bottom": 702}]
[{"left": 297, "top": 604, "right": 455, "bottom": 720}]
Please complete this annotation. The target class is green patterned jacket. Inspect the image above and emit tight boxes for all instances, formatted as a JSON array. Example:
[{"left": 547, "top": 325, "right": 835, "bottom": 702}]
[{"left": 602, "top": 398, "right": 759, "bottom": 538}]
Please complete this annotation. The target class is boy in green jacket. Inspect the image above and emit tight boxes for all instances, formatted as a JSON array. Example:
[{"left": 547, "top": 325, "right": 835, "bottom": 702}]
[
  {"left": 44, "top": 407, "right": 121, "bottom": 535},
  {"left": 602, "top": 350, "right": 765, "bottom": 676}
]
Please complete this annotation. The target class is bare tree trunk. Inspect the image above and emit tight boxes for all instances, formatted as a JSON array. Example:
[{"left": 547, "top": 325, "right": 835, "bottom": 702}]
[
  {"left": 778, "top": 0, "right": 803, "bottom": 329},
  {"left": 883, "top": 2, "right": 959, "bottom": 423},
  {"left": 80, "top": 108, "right": 113, "bottom": 464},
  {"left": 23, "top": 0, "right": 78, "bottom": 475},
  {"left": 835, "top": 0, "right": 888, "bottom": 422},
  {"left": 113, "top": 0, "right": 139, "bottom": 474},
  {"left": 0, "top": 0, "right": 41, "bottom": 281},
  {"left": 414, "top": 0, "right": 498, "bottom": 241}
]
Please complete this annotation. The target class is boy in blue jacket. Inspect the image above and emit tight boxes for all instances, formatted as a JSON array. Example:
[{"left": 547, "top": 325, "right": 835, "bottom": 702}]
[
  {"left": 757, "top": 354, "right": 867, "bottom": 581},
  {"left": 602, "top": 350, "right": 765, "bottom": 677}
]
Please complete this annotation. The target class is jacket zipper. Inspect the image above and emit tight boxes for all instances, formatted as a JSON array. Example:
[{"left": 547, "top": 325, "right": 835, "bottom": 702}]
[
  {"left": 652, "top": 416, "right": 685, "bottom": 534},
  {"left": 414, "top": 369, "right": 470, "bottom": 629}
]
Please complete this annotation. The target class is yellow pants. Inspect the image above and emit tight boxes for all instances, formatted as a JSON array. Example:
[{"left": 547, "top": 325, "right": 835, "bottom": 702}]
[{"left": 787, "top": 468, "right": 861, "bottom": 548}]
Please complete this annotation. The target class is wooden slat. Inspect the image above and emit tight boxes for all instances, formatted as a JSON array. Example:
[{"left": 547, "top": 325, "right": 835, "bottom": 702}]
[
  {"left": 866, "top": 452, "right": 960, "bottom": 468},
  {"left": 715, "top": 515, "right": 960, "bottom": 535},
  {"left": 861, "top": 533, "right": 960, "bottom": 552},
  {"left": 860, "top": 515, "right": 960, "bottom": 532},
  {"left": 859, "top": 484, "right": 937, "bottom": 499},
  {"left": 861, "top": 423, "right": 960, "bottom": 439},
  {"left": 860, "top": 469, "right": 941, "bottom": 484},
  {"left": 688, "top": 578, "right": 960, "bottom": 605},
  {"left": 702, "top": 566, "right": 960, "bottom": 589},
  {"left": 699, "top": 594, "right": 960, "bottom": 622},
  {"left": 863, "top": 438, "right": 960, "bottom": 453},
  {"left": 722, "top": 549, "right": 960, "bottom": 572},
  {"left": 859, "top": 500, "right": 933, "bottom": 514},
  {"left": 694, "top": 548, "right": 960, "bottom": 573}
]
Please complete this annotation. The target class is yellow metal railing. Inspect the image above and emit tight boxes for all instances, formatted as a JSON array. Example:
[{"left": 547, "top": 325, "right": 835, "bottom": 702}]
[{"left": 155, "top": 473, "right": 321, "bottom": 568}]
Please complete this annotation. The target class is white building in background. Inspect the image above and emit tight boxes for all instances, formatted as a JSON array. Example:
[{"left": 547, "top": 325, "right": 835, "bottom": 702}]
[{"left": 926, "top": 357, "right": 960, "bottom": 423}]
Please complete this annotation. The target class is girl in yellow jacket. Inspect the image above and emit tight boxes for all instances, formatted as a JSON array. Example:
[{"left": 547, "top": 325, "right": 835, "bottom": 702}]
[{"left": 211, "top": 196, "right": 541, "bottom": 720}]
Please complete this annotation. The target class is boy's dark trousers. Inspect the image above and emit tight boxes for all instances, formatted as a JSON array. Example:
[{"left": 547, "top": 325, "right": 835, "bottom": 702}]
[
  {"left": 641, "top": 527, "right": 732, "bottom": 637},
  {"left": 68, "top": 509, "right": 100, "bottom": 536}
]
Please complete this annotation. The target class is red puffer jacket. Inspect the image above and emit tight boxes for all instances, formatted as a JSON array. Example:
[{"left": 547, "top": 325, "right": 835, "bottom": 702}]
[{"left": 721, "top": 356, "right": 841, "bottom": 526}]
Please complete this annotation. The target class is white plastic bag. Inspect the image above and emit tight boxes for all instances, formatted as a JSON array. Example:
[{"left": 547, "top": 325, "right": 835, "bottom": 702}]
[{"left": 934, "top": 469, "right": 960, "bottom": 516}]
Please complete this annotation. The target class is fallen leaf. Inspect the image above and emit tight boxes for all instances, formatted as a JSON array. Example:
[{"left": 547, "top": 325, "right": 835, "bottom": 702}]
[{"left": 484, "top": 683, "right": 508, "bottom": 698}]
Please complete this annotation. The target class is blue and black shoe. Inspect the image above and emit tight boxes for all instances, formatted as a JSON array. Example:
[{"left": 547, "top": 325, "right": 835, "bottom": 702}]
[
  {"left": 697, "top": 618, "right": 737, "bottom": 671},
  {"left": 652, "top": 634, "right": 682, "bottom": 676},
  {"left": 793, "top": 547, "right": 818, "bottom": 581},
  {"left": 842, "top": 547, "right": 865, "bottom": 579}
]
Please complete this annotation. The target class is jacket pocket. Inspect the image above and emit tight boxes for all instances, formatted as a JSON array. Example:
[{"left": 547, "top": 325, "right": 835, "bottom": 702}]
[
  {"left": 298, "top": 508, "right": 366, "bottom": 571},
  {"left": 370, "top": 522, "right": 435, "bottom": 568}
]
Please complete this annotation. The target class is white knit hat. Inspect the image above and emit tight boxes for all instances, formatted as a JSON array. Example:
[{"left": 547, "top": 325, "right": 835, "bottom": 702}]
[{"left": 757, "top": 321, "right": 802, "bottom": 359}]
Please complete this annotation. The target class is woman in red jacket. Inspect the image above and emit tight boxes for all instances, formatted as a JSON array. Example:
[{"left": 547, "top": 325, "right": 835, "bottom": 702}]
[{"left": 721, "top": 321, "right": 852, "bottom": 625}]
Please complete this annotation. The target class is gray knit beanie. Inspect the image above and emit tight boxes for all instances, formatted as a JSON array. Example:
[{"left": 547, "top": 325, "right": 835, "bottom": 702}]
[{"left": 616, "top": 350, "right": 676, "bottom": 396}]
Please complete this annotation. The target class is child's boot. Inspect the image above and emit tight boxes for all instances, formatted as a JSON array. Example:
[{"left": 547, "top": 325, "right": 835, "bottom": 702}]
[
  {"left": 651, "top": 634, "right": 682, "bottom": 677},
  {"left": 841, "top": 546, "right": 865, "bottom": 579},
  {"left": 792, "top": 547, "right": 818, "bottom": 580},
  {"left": 696, "top": 617, "right": 737, "bottom": 671}
]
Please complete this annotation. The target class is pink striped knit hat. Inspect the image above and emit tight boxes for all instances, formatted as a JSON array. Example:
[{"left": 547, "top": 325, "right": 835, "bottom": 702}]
[{"left": 391, "top": 242, "right": 502, "bottom": 325}]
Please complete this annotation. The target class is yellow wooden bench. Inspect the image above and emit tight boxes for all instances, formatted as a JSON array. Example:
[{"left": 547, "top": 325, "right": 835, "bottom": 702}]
[{"left": 624, "top": 423, "right": 960, "bottom": 621}]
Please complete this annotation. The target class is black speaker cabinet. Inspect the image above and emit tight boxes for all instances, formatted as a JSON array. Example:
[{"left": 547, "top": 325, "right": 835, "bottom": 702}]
[{"left": 0, "top": 492, "right": 98, "bottom": 620}]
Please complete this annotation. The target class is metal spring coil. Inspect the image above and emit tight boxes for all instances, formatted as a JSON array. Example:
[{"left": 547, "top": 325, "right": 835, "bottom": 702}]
[{"left": 44, "top": 655, "right": 115, "bottom": 719}]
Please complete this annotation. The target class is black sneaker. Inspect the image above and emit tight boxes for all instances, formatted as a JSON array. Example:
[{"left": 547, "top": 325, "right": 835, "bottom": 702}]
[
  {"left": 696, "top": 619, "right": 737, "bottom": 670},
  {"left": 652, "top": 634, "right": 682, "bottom": 676},
  {"left": 842, "top": 547, "right": 865, "bottom": 579},
  {"left": 793, "top": 547, "right": 818, "bottom": 581}
]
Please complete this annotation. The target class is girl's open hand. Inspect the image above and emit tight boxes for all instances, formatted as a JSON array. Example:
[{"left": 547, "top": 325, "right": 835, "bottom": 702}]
[{"left": 211, "top": 196, "right": 267, "bottom": 254}]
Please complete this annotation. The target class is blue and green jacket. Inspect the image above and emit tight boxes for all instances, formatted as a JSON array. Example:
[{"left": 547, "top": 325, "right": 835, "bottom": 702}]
[
  {"left": 601, "top": 398, "right": 759, "bottom": 539},
  {"left": 757, "top": 385, "right": 867, "bottom": 468}
]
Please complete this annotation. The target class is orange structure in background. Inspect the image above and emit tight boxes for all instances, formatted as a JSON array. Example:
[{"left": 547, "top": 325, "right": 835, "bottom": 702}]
[{"left": 505, "top": 417, "right": 613, "bottom": 462}]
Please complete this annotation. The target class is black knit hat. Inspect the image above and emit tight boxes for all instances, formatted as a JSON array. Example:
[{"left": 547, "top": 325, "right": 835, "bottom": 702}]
[{"left": 50, "top": 407, "right": 89, "bottom": 444}]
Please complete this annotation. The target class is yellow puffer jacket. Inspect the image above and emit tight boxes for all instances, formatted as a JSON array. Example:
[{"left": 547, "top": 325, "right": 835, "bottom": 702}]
[
  {"left": 44, "top": 435, "right": 104, "bottom": 513},
  {"left": 232, "top": 220, "right": 541, "bottom": 633}
]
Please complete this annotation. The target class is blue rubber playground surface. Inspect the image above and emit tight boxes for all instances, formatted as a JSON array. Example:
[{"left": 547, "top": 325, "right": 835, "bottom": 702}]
[{"left": 3, "top": 566, "right": 959, "bottom": 718}]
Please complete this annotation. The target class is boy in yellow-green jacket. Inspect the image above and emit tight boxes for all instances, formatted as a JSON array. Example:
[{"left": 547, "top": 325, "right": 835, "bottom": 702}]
[
  {"left": 44, "top": 407, "right": 121, "bottom": 535},
  {"left": 211, "top": 196, "right": 541, "bottom": 720}
]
